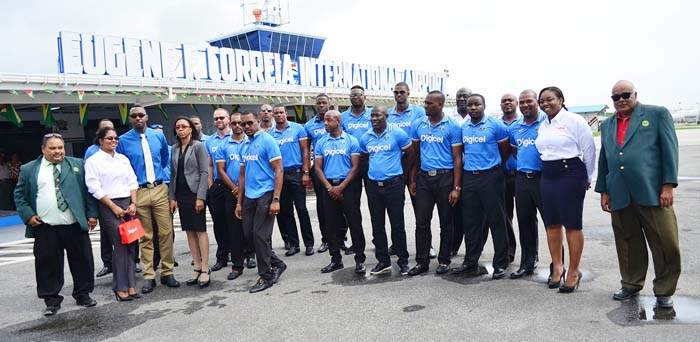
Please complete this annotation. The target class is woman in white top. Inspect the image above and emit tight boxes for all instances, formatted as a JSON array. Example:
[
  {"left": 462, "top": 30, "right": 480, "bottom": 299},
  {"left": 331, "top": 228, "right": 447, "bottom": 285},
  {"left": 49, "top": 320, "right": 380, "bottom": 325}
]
[
  {"left": 534, "top": 86, "right": 596, "bottom": 293},
  {"left": 85, "top": 127, "right": 140, "bottom": 301}
]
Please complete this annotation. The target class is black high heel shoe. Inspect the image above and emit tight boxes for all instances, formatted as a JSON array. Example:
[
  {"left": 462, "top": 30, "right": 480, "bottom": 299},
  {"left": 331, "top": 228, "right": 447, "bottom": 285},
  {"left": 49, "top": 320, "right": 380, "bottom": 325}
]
[
  {"left": 559, "top": 271, "right": 582, "bottom": 293},
  {"left": 186, "top": 269, "right": 202, "bottom": 286},
  {"left": 114, "top": 291, "right": 133, "bottom": 301},
  {"left": 548, "top": 269, "right": 566, "bottom": 289},
  {"left": 198, "top": 269, "right": 211, "bottom": 288}
]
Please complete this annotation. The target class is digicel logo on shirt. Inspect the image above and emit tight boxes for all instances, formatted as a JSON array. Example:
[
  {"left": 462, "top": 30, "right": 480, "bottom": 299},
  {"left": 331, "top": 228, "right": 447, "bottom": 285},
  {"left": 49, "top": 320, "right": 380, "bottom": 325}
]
[
  {"left": 277, "top": 137, "right": 294, "bottom": 145},
  {"left": 242, "top": 154, "right": 259, "bottom": 161},
  {"left": 463, "top": 136, "right": 486, "bottom": 144},
  {"left": 228, "top": 153, "right": 240, "bottom": 161},
  {"left": 324, "top": 149, "right": 346, "bottom": 156},
  {"left": 314, "top": 128, "right": 326, "bottom": 135},
  {"left": 516, "top": 138, "right": 536, "bottom": 147},
  {"left": 367, "top": 144, "right": 391, "bottom": 153},
  {"left": 420, "top": 134, "right": 444, "bottom": 143},
  {"left": 347, "top": 122, "right": 369, "bottom": 129},
  {"left": 391, "top": 121, "right": 412, "bottom": 128}
]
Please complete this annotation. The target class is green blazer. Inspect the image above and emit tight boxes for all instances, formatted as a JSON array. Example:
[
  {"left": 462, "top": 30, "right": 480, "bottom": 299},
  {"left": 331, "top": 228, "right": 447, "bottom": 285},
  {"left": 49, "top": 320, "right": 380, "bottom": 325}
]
[
  {"left": 13, "top": 156, "right": 98, "bottom": 238},
  {"left": 594, "top": 102, "right": 678, "bottom": 211}
]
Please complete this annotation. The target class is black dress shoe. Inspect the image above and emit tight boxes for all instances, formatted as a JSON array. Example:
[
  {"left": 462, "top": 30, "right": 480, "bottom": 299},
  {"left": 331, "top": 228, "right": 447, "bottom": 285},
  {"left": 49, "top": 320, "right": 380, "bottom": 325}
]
[
  {"left": 436, "top": 264, "right": 451, "bottom": 275},
  {"left": 321, "top": 262, "right": 344, "bottom": 273},
  {"left": 656, "top": 296, "right": 674, "bottom": 308},
  {"left": 245, "top": 256, "right": 257, "bottom": 269},
  {"left": 174, "top": 261, "right": 179, "bottom": 267},
  {"left": 492, "top": 268, "right": 506, "bottom": 279},
  {"left": 355, "top": 263, "right": 366, "bottom": 274},
  {"left": 345, "top": 245, "right": 355, "bottom": 255},
  {"left": 141, "top": 279, "right": 156, "bottom": 293},
  {"left": 160, "top": 275, "right": 180, "bottom": 288},
  {"left": 43, "top": 305, "right": 60, "bottom": 316},
  {"left": 317, "top": 242, "right": 329, "bottom": 253},
  {"left": 211, "top": 261, "right": 227, "bottom": 272},
  {"left": 305, "top": 246, "right": 315, "bottom": 256},
  {"left": 370, "top": 262, "right": 391, "bottom": 275},
  {"left": 272, "top": 263, "right": 287, "bottom": 284},
  {"left": 228, "top": 268, "right": 243, "bottom": 280},
  {"left": 249, "top": 278, "right": 273, "bottom": 293},
  {"left": 76, "top": 296, "right": 97, "bottom": 307},
  {"left": 613, "top": 287, "right": 641, "bottom": 301},
  {"left": 408, "top": 264, "right": 429, "bottom": 276},
  {"left": 96, "top": 267, "right": 112, "bottom": 277},
  {"left": 399, "top": 265, "right": 410, "bottom": 276},
  {"left": 135, "top": 263, "right": 142, "bottom": 273},
  {"left": 129, "top": 293, "right": 142, "bottom": 299},
  {"left": 450, "top": 264, "right": 480, "bottom": 276},
  {"left": 186, "top": 269, "right": 202, "bottom": 286},
  {"left": 285, "top": 246, "right": 300, "bottom": 257},
  {"left": 510, "top": 268, "right": 534, "bottom": 279}
]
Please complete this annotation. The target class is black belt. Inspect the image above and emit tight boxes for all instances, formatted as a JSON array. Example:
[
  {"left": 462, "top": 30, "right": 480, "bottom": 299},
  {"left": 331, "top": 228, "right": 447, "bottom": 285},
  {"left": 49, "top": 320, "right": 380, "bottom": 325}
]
[
  {"left": 517, "top": 171, "right": 541, "bottom": 179},
  {"left": 542, "top": 157, "right": 580, "bottom": 165},
  {"left": 329, "top": 178, "right": 345, "bottom": 185},
  {"left": 419, "top": 169, "right": 452, "bottom": 177},
  {"left": 284, "top": 168, "right": 302, "bottom": 175},
  {"left": 138, "top": 180, "right": 163, "bottom": 189},
  {"left": 466, "top": 165, "right": 500, "bottom": 175},
  {"left": 367, "top": 176, "right": 403, "bottom": 187}
]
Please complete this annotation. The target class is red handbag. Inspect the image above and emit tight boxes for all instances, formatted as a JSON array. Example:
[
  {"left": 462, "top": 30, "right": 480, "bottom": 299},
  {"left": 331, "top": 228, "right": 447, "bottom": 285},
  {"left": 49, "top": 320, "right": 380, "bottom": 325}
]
[{"left": 119, "top": 217, "right": 145, "bottom": 244}]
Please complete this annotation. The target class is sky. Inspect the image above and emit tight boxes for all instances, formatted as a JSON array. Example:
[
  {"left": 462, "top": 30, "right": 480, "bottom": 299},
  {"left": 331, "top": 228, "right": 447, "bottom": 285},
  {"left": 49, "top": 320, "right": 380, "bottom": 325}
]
[{"left": 2, "top": 0, "right": 699, "bottom": 112}]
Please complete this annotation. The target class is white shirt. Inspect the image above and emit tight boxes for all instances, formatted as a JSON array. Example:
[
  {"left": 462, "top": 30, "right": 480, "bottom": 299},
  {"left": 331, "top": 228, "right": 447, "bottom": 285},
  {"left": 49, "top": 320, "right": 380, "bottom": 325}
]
[
  {"left": 36, "top": 157, "right": 77, "bottom": 225},
  {"left": 449, "top": 110, "right": 469, "bottom": 126},
  {"left": 535, "top": 109, "right": 596, "bottom": 182},
  {"left": 85, "top": 149, "right": 138, "bottom": 200}
]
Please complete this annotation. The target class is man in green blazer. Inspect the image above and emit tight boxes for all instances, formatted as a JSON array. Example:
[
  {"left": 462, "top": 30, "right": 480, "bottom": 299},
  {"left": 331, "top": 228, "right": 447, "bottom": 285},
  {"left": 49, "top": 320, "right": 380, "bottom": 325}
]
[
  {"left": 595, "top": 80, "right": 680, "bottom": 309},
  {"left": 14, "top": 133, "right": 99, "bottom": 316}
]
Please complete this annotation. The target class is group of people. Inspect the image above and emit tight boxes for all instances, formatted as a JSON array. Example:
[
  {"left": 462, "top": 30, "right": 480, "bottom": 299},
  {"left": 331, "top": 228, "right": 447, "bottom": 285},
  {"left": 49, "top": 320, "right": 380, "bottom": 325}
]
[{"left": 13, "top": 79, "right": 682, "bottom": 316}]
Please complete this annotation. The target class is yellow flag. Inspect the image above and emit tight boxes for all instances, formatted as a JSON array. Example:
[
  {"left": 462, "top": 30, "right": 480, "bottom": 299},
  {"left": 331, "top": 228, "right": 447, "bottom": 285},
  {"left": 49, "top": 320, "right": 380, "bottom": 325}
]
[{"left": 118, "top": 103, "right": 128, "bottom": 124}]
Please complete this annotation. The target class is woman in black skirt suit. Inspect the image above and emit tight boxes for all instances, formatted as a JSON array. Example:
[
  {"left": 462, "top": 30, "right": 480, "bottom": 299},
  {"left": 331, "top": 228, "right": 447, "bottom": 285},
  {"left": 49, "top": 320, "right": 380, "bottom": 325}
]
[
  {"left": 168, "top": 117, "right": 210, "bottom": 287},
  {"left": 534, "top": 87, "right": 596, "bottom": 293}
]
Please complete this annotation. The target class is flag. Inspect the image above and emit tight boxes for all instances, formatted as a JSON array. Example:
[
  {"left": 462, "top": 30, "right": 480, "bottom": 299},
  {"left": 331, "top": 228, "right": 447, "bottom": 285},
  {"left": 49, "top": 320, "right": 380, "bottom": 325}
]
[
  {"left": 221, "top": 94, "right": 227, "bottom": 102},
  {"left": 118, "top": 103, "right": 128, "bottom": 124},
  {"left": 25, "top": 89, "right": 35, "bottom": 99},
  {"left": 79, "top": 103, "right": 88, "bottom": 127},
  {"left": 211, "top": 104, "right": 221, "bottom": 110},
  {"left": 108, "top": 90, "right": 117, "bottom": 95},
  {"left": 8, "top": 90, "right": 18, "bottom": 96},
  {"left": 77, "top": 90, "right": 85, "bottom": 101},
  {"left": 92, "top": 91, "right": 101, "bottom": 96},
  {"left": 294, "top": 105, "right": 305, "bottom": 122},
  {"left": 44, "top": 89, "right": 55, "bottom": 94},
  {"left": 189, "top": 103, "right": 200, "bottom": 114},
  {"left": 0, "top": 104, "right": 23, "bottom": 127},
  {"left": 231, "top": 104, "right": 239, "bottom": 113},
  {"left": 156, "top": 104, "right": 168, "bottom": 119},
  {"left": 42, "top": 104, "right": 54, "bottom": 128}
]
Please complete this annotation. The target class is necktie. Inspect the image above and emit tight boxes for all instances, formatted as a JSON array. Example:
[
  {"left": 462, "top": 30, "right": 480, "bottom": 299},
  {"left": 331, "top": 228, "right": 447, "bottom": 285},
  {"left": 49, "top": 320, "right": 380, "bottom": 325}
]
[
  {"left": 141, "top": 133, "right": 156, "bottom": 183},
  {"left": 52, "top": 164, "right": 68, "bottom": 211}
]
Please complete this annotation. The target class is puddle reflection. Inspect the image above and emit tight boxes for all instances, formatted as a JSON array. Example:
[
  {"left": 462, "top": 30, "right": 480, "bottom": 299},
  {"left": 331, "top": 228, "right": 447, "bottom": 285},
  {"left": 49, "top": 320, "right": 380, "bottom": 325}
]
[{"left": 607, "top": 296, "right": 700, "bottom": 326}]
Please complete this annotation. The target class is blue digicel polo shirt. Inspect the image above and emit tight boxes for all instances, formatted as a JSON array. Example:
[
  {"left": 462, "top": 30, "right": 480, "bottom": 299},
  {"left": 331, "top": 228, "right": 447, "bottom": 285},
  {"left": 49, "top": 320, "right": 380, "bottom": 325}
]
[
  {"left": 360, "top": 126, "right": 412, "bottom": 181},
  {"left": 240, "top": 131, "right": 281, "bottom": 199},
  {"left": 304, "top": 115, "right": 327, "bottom": 146},
  {"left": 462, "top": 115, "right": 509, "bottom": 171},
  {"left": 410, "top": 115, "right": 463, "bottom": 171},
  {"left": 270, "top": 121, "right": 308, "bottom": 169},
  {"left": 501, "top": 115, "right": 521, "bottom": 172},
  {"left": 205, "top": 130, "right": 232, "bottom": 180},
  {"left": 341, "top": 107, "right": 372, "bottom": 140},
  {"left": 314, "top": 132, "right": 361, "bottom": 180},
  {"left": 388, "top": 104, "right": 426, "bottom": 136},
  {"left": 509, "top": 115, "right": 544, "bottom": 173},
  {"left": 214, "top": 135, "right": 248, "bottom": 186},
  {"left": 116, "top": 127, "right": 170, "bottom": 185}
]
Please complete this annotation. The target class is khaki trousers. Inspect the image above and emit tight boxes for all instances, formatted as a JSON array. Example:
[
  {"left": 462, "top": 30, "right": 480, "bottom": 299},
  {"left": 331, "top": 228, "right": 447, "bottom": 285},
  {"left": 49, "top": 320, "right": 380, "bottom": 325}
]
[
  {"left": 611, "top": 202, "right": 681, "bottom": 296},
  {"left": 136, "top": 183, "right": 174, "bottom": 279}
]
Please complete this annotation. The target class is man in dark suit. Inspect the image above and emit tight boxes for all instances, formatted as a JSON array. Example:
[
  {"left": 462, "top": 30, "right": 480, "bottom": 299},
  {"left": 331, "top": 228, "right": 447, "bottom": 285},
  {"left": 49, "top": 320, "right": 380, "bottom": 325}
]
[
  {"left": 14, "top": 133, "right": 99, "bottom": 316},
  {"left": 595, "top": 80, "right": 681, "bottom": 309}
]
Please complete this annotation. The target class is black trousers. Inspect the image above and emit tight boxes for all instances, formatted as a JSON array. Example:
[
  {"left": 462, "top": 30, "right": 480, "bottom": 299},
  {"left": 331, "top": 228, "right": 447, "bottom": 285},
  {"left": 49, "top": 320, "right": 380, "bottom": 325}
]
[
  {"left": 312, "top": 166, "right": 348, "bottom": 244},
  {"left": 514, "top": 172, "right": 542, "bottom": 269},
  {"left": 366, "top": 177, "right": 408, "bottom": 266},
  {"left": 414, "top": 172, "right": 453, "bottom": 266},
  {"left": 278, "top": 170, "right": 314, "bottom": 247},
  {"left": 451, "top": 197, "right": 465, "bottom": 253},
  {"left": 99, "top": 198, "right": 137, "bottom": 292},
  {"left": 461, "top": 169, "right": 510, "bottom": 269},
  {"left": 100, "top": 216, "right": 139, "bottom": 269},
  {"left": 224, "top": 190, "right": 253, "bottom": 270},
  {"left": 323, "top": 178, "right": 366, "bottom": 264},
  {"left": 242, "top": 192, "right": 284, "bottom": 281},
  {"left": 208, "top": 180, "right": 231, "bottom": 264},
  {"left": 33, "top": 222, "right": 94, "bottom": 307},
  {"left": 503, "top": 171, "right": 517, "bottom": 261}
]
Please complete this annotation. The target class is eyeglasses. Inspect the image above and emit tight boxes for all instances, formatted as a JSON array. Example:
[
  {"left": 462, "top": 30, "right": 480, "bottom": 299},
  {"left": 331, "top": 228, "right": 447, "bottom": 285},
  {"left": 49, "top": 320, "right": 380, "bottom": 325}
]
[
  {"left": 43, "top": 133, "right": 63, "bottom": 138},
  {"left": 103, "top": 136, "right": 119, "bottom": 141},
  {"left": 230, "top": 121, "right": 242, "bottom": 126},
  {"left": 150, "top": 124, "right": 163, "bottom": 129},
  {"left": 213, "top": 116, "right": 227, "bottom": 121},
  {"left": 611, "top": 92, "right": 633, "bottom": 101},
  {"left": 129, "top": 113, "right": 146, "bottom": 119},
  {"left": 260, "top": 109, "right": 272, "bottom": 112},
  {"left": 393, "top": 90, "right": 407, "bottom": 95},
  {"left": 241, "top": 121, "right": 255, "bottom": 127},
  {"left": 175, "top": 124, "right": 190, "bottom": 130}
]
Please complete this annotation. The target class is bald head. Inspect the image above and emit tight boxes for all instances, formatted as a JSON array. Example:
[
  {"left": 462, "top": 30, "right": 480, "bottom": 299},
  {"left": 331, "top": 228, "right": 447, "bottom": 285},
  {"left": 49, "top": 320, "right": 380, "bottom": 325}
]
[
  {"left": 323, "top": 110, "right": 342, "bottom": 135},
  {"left": 325, "top": 110, "right": 341, "bottom": 122},
  {"left": 611, "top": 80, "right": 638, "bottom": 116},
  {"left": 612, "top": 80, "right": 635, "bottom": 93}
]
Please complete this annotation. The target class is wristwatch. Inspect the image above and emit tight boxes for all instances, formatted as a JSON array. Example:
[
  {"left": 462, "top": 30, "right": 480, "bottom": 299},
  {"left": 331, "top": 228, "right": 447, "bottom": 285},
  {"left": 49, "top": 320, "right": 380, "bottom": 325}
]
[
  {"left": 454, "top": 186, "right": 462, "bottom": 191},
  {"left": 303, "top": 170, "right": 310, "bottom": 175},
  {"left": 272, "top": 196, "right": 281, "bottom": 202}
]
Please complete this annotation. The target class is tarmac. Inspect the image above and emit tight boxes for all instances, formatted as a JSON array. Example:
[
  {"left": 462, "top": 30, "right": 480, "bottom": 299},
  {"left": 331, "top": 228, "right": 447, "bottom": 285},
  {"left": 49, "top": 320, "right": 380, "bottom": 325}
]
[{"left": 1, "top": 130, "right": 700, "bottom": 341}]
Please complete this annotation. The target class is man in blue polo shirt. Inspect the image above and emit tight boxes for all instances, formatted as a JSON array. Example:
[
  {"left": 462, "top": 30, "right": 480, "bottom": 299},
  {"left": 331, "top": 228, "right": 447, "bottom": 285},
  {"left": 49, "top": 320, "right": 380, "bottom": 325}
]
[
  {"left": 270, "top": 105, "right": 315, "bottom": 257},
  {"left": 216, "top": 112, "right": 255, "bottom": 281},
  {"left": 452, "top": 94, "right": 511, "bottom": 280},
  {"left": 315, "top": 110, "right": 366, "bottom": 274},
  {"left": 205, "top": 108, "right": 234, "bottom": 272},
  {"left": 509, "top": 89, "right": 546, "bottom": 279},
  {"left": 235, "top": 111, "right": 287, "bottom": 293},
  {"left": 500, "top": 93, "right": 520, "bottom": 264},
  {"left": 116, "top": 105, "right": 179, "bottom": 293},
  {"left": 408, "top": 90, "right": 463, "bottom": 276},
  {"left": 360, "top": 105, "right": 414, "bottom": 275},
  {"left": 190, "top": 115, "right": 209, "bottom": 142}
]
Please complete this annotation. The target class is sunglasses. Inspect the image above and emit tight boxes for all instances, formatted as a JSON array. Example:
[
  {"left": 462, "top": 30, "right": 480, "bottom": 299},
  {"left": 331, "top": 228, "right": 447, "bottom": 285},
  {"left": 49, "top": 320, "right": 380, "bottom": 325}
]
[
  {"left": 103, "top": 136, "right": 119, "bottom": 141},
  {"left": 44, "top": 133, "right": 63, "bottom": 138},
  {"left": 175, "top": 124, "right": 190, "bottom": 130},
  {"left": 241, "top": 121, "right": 255, "bottom": 127},
  {"left": 213, "top": 116, "right": 227, "bottom": 121},
  {"left": 150, "top": 124, "right": 163, "bottom": 129},
  {"left": 129, "top": 113, "right": 146, "bottom": 118},
  {"left": 230, "top": 121, "right": 242, "bottom": 126},
  {"left": 611, "top": 92, "right": 633, "bottom": 101},
  {"left": 260, "top": 109, "right": 272, "bottom": 112}
]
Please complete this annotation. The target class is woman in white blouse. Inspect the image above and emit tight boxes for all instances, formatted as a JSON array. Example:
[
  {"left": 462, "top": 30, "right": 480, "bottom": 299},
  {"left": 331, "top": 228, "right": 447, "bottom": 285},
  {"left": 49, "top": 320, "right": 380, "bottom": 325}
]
[
  {"left": 534, "top": 87, "right": 596, "bottom": 293},
  {"left": 85, "top": 127, "right": 140, "bottom": 301}
]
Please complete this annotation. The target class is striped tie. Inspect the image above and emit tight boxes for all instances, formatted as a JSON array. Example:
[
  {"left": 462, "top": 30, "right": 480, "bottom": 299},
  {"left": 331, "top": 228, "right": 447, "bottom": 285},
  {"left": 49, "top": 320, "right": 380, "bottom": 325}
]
[{"left": 53, "top": 164, "right": 68, "bottom": 212}]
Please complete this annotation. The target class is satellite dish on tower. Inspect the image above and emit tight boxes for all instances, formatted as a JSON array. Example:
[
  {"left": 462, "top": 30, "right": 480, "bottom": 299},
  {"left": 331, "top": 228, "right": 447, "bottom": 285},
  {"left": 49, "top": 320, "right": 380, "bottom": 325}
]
[{"left": 241, "top": 0, "right": 290, "bottom": 27}]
